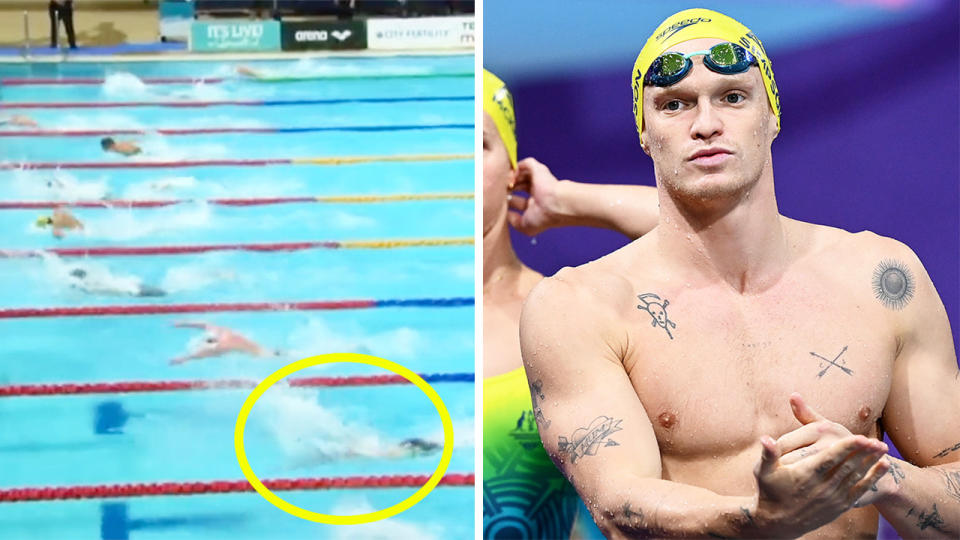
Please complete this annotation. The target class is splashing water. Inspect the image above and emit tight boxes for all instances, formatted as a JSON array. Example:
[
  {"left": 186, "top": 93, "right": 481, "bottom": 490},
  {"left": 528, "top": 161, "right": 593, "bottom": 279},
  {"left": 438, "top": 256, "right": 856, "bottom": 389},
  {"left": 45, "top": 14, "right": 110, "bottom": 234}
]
[
  {"left": 160, "top": 264, "right": 236, "bottom": 293},
  {"left": 100, "top": 72, "right": 151, "bottom": 99},
  {"left": 10, "top": 169, "right": 110, "bottom": 200},
  {"left": 81, "top": 200, "right": 212, "bottom": 241}
]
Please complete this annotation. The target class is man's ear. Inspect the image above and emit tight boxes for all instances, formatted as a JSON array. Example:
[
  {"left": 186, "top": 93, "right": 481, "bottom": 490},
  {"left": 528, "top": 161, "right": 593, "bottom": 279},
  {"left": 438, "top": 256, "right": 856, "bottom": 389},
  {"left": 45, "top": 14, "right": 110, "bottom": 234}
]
[{"left": 640, "top": 132, "right": 650, "bottom": 156}]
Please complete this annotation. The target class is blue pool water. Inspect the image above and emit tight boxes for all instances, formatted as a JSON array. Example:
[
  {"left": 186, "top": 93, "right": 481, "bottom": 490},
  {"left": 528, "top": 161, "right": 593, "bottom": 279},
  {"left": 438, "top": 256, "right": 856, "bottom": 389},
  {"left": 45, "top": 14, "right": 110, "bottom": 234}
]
[{"left": 0, "top": 54, "right": 474, "bottom": 539}]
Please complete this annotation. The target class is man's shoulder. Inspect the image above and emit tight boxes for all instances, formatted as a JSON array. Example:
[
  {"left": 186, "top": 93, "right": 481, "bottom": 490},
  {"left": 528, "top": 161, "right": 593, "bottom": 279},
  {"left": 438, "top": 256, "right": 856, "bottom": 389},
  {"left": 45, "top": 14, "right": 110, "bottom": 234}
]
[
  {"left": 801, "top": 221, "right": 916, "bottom": 262},
  {"left": 525, "top": 258, "right": 636, "bottom": 321}
]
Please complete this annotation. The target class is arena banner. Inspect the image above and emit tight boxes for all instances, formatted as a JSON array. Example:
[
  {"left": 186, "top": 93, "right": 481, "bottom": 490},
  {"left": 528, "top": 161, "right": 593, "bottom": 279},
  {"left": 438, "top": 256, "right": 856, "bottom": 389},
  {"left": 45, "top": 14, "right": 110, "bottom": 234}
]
[
  {"left": 281, "top": 20, "right": 366, "bottom": 51},
  {"left": 190, "top": 20, "right": 281, "bottom": 52},
  {"left": 367, "top": 16, "right": 474, "bottom": 50}
]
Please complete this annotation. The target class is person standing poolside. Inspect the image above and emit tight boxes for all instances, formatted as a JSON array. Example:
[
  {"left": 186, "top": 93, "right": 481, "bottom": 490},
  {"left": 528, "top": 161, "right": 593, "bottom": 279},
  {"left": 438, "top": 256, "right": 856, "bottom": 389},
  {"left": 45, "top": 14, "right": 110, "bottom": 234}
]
[
  {"left": 48, "top": 0, "right": 77, "bottom": 49},
  {"left": 520, "top": 9, "right": 960, "bottom": 539},
  {"left": 482, "top": 69, "right": 658, "bottom": 539}
]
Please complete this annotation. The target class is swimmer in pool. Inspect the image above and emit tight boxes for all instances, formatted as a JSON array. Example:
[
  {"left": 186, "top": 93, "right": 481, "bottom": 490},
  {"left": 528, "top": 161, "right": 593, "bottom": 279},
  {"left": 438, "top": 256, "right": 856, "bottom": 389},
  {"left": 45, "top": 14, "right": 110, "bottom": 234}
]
[
  {"left": 171, "top": 321, "right": 281, "bottom": 365},
  {"left": 396, "top": 437, "right": 442, "bottom": 456},
  {"left": 235, "top": 65, "right": 264, "bottom": 79},
  {"left": 35, "top": 207, "right": 84, "bottom": 238},
  {"left": 0, "top": 115, "right": 38, "bottom": 128},
  {"left": 67, "top": 267, "right": 165, "bottom": 297},
  {"left": 100, "top": 137, "right": 142, "bottom": 156}
]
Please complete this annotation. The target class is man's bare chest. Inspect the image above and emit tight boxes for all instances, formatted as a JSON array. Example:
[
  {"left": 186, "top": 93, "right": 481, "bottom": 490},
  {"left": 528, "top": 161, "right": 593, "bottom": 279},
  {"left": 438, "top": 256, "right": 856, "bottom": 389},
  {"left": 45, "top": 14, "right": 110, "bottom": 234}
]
[{"left": 622, "top": 281, "right": 897, "bottom": 457}]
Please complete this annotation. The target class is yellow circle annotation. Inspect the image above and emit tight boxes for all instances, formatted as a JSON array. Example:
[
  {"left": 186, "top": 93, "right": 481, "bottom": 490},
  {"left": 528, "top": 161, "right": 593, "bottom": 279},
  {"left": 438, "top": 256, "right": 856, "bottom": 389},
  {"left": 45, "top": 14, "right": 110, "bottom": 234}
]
[{"left": 233, "top": 352, "right": 455, "bottom": 525}]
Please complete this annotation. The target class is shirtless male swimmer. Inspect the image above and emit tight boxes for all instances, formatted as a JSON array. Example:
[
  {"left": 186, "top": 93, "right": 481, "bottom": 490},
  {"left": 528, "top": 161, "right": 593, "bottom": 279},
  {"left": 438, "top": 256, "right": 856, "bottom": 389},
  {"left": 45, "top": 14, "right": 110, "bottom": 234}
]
[{"left": 520, "top": 9, "right": 960, "bottom": 539}]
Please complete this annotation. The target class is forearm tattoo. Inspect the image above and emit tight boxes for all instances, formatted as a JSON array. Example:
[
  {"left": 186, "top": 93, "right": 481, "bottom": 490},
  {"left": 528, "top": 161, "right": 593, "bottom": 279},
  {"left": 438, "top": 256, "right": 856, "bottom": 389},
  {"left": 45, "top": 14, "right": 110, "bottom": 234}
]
[
  {"left": 621, "top": 502, "right": 643, "bottom": 523},
  {"left": 810, "top": 345, "right": 853, "bottom": 378},
  {"left": 557, "top": 415, "right": 623, "bottom": 463},
  {"left": 933, "top": 441, "right": 960, "bottom": 459},
  {"left": 943, "top": 470, "right": 960, "bottom": 503},
  {"left": 907, "top": 504, "right": 947, "bottom": 533},
  {"left": 872, "top": 259, "right": 915, "bottom": 310},
  {"left": 636, "top": 293, "right": 676, "bottom": 339},
  {"left": 529, "top": 379, "right": 550, "bottom": 430},
  {"left": 887, "top": 458, "right": 905, "bottom": 485}
]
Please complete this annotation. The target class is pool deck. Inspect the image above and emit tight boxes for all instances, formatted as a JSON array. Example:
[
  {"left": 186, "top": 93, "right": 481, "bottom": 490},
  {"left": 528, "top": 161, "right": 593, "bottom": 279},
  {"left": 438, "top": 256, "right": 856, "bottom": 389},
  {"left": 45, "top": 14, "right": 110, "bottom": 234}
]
[{"left": 0, "top": 2, "right": 163, "bottom": 53}]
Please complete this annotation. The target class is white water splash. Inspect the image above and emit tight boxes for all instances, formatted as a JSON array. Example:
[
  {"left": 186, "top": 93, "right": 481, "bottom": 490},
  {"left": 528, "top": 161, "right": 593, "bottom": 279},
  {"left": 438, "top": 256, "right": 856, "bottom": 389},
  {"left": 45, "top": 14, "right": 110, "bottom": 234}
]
[
  {"left": 81, "top": 200, "right": 212, "bottom": 241},
  {"left": 286, "top": 318, "right": 423, "bottom": 361},
  {"left": 332, "top": 498, "right": 444, "bottom": 540},
  {"left": 9, "top": 169, "right": 110, "bottom": 200}
]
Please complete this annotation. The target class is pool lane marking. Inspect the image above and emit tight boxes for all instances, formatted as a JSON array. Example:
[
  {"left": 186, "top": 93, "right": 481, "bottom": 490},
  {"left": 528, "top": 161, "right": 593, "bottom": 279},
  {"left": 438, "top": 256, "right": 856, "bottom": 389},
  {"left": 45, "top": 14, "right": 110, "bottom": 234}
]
[
  {"left": 0, "top": 237, "right": 472, "bottom": 258},
  {"left": 0, "top": 153, "right": 473, "bottom": 170},
  {"left": 0, "top": 373, "right": 475, "bottom": 397},
  {"left": 0, "top": 95, "right": 473, "bottom": 109},
  {"left": 0, "top": 124, "right": 474, "bottom": 137},
  {"left": 0, "top": 297, "right": 474, "bottom": 319},
  {"left": 0, "top": 473, "right": 475, "bottom": 503},
  {"left": 0, "top": 71, "right": 473, "bottom": 86},
  {"left": 0, "top": 193, "right": 473, "bottom": 210}
]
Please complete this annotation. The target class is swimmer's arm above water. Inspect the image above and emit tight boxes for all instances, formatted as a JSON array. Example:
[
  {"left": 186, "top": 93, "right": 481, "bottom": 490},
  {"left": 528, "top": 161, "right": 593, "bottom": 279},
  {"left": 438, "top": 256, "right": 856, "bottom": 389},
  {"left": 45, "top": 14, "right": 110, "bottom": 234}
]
[
  {"left": 520, "top": 273, "right": 889, "bottom": 539},
  {"left": 173, "top": 321, "right": 215, "bottom": 330},
  {"left": 509, "top": 157, "right": 658, "bottom": 239},
  {"left": 861, "top": 243, "right": 960, "bottom": 538}
]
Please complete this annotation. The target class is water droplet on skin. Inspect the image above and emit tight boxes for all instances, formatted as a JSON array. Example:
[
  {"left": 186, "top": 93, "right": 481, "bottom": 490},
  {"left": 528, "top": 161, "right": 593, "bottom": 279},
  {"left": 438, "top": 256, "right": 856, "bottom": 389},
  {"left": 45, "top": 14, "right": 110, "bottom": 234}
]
[
  {"left": 665, "top": 216, "right": 671, "bottom": 224},
  {"left": 685, "top": 283, "right": 691, "bottom": 288}
]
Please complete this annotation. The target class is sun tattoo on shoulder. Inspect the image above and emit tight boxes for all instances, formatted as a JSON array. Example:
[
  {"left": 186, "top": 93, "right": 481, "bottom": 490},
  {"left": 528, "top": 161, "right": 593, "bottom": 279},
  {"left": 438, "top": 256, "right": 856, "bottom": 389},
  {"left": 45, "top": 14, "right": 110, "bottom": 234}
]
[{"left": 872, "top": 259, "right": 915, "bottom": 310}]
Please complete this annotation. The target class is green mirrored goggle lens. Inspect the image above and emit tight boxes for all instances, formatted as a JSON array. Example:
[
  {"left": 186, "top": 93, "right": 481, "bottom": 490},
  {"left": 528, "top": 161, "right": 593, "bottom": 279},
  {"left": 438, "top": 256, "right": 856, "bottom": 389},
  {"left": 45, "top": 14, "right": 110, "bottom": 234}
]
[
  {"left": 659, "top": 53, "right": 687, "bottom": 76},
  {"left": 709, "top": 43, "right": 739, "bottom": 66}
]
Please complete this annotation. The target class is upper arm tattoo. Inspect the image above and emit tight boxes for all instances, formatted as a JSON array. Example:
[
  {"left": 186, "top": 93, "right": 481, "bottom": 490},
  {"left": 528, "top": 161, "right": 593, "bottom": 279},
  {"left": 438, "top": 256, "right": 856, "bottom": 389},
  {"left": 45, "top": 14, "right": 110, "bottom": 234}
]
[
  {"left": 557, "top": 415, "right": 623, "bottom": 464},
  {"left": 872, "top": 259, "right": 915, "bottom": 310},
  {"left": 636, "top": 293, "right": 677, "bottom": 339},
  {"left": 529, "top": 379, "right": 551, "bottom": 430}
]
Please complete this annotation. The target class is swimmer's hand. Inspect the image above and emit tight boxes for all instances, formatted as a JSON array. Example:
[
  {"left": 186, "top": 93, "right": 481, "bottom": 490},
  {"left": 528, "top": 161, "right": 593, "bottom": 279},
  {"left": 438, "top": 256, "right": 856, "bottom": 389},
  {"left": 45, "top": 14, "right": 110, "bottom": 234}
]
[
  {"left": 508, "top": 157, "right": 568, "bottom": 237},
  {"left": 748, "top": 396, "right": 891, "bottom": 537},
  {"left": 776, "top": 393, "right": 900, "bottom": 507}
]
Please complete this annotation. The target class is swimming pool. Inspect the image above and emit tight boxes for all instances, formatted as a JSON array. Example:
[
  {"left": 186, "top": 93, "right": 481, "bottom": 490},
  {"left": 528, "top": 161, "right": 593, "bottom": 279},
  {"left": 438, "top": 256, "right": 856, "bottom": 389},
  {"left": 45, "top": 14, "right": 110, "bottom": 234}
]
[{"left": 0, "top": 53, "right": 474, "bottom": 539}]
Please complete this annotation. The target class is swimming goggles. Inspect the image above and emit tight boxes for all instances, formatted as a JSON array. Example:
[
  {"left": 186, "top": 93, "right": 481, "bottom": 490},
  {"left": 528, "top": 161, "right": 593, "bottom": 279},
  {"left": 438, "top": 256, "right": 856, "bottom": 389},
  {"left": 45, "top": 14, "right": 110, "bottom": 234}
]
[{"left": 644, "top": 42, "right": 757, "bottom": 87}]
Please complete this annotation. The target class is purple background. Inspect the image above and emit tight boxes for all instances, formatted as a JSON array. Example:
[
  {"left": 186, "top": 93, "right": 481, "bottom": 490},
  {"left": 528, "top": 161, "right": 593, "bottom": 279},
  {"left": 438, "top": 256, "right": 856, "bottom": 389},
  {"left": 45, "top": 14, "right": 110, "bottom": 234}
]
[{"left": 487, "top": 1, "right": 958, "bottom": 538}]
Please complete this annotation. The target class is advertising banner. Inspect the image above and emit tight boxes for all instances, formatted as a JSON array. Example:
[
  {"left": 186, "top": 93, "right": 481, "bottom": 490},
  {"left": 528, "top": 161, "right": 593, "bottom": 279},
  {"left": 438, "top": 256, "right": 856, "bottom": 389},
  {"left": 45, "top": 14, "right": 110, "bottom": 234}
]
[
  {"left": 190, "top": 20, "right": 281, "bottom": 52},
  {"left": 367, "top": 16, "right": 474, "bottom": 50},
  {"left": 281, "top": 20, "right": 366, "bottom": 51}
]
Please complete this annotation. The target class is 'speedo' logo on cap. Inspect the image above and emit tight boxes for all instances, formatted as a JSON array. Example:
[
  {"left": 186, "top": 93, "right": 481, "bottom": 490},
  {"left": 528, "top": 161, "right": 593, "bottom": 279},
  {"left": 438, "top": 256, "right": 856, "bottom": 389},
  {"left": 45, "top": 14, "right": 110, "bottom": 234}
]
[{"left": 655, "top": 17, "right": 711, "bottom": 42}]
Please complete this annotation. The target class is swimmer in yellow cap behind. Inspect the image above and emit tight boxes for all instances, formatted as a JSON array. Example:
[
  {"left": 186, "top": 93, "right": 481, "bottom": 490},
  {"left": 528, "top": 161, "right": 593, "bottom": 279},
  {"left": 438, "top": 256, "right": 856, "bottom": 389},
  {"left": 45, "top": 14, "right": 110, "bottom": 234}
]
[
  {"left": 482, "top": 69, "right": 659, "bottom": 539},
  {"left": 521, "top": 8, "right": 960, "bottom": 539}
]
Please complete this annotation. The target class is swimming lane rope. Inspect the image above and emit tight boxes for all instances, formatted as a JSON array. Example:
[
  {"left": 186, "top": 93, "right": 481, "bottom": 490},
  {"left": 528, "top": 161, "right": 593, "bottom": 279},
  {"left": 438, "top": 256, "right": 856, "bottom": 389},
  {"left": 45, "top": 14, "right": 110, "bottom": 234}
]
[
  {"left": 0, "top": 124, "right": 473, "bottom": 137},
  {"left": 0, "top": 473, "right": 475, "bottom": 503},
  {"left": 0, "top": 153, "right": 473, "bottom": 170},
  {"left": 0, "top": 193, "right": 473, "bottom": 210},
  {"left": 0, "top": 96, "right": 472, "bottom": 109},
  {"left": 0, "top": 373, "right": 474, "bottom": 398},
  {"left": 0, "top": 297, "right": 473, "bottom": 319},
  {"left": 0, "top": 237, "right": 472, "bottom": 258}
]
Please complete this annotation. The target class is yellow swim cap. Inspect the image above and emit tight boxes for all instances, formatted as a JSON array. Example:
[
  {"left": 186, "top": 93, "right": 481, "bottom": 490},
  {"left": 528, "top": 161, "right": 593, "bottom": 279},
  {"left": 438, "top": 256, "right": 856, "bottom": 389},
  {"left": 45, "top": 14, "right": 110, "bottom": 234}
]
[
  {"left": 632, "top": 8, "right": 781, "bottom": 140},
  {"left": 35, "top": 215, "right": 53, "bottom": 227},
  {"left": 482, "top": 69, "right": 517, "bottom": 168}
]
